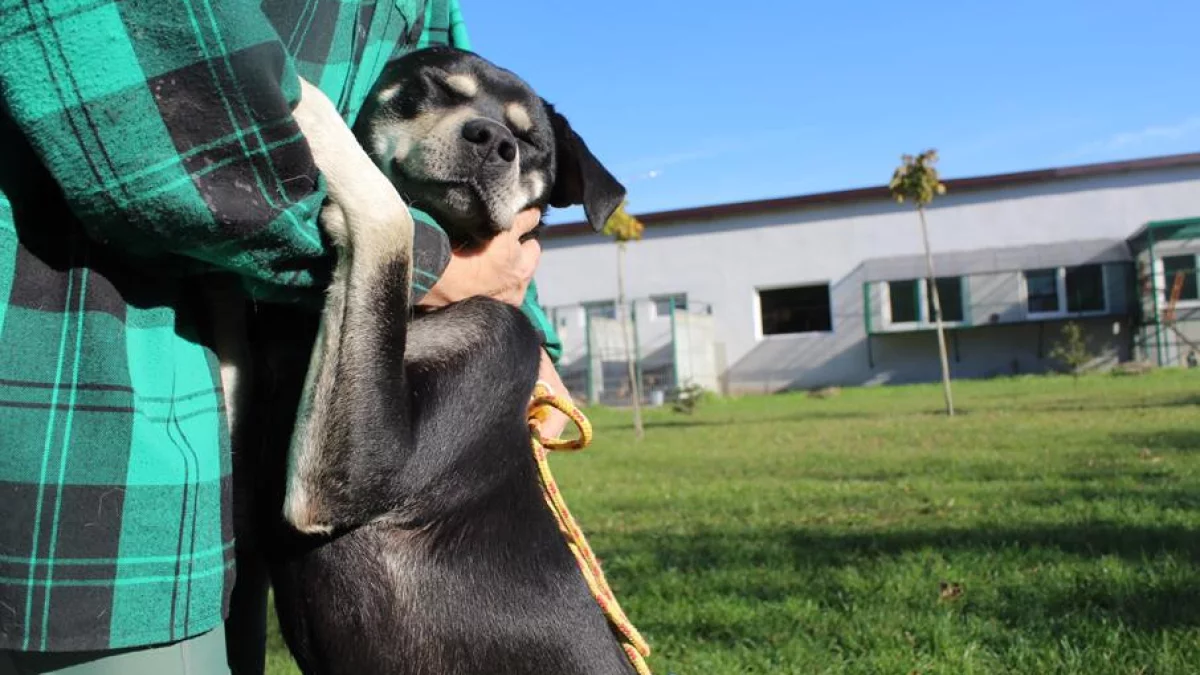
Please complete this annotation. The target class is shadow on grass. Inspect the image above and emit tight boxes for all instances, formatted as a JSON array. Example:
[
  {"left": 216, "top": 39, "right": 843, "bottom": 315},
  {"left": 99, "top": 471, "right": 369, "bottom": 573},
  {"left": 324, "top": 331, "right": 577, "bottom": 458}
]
[
  {"left": 1024, "top": 483, "right": 1200, "bottom": 511},
  {"left": 594, "top": 411, "right": 880, "bottom": 432},
  {"left": 1057, "top": 468, "right": 1178, "bottom": 484},
  {"left": 603, "top": 521, "right": 1200, "bottom": 637},
  {"left": 1002, "top": 394, "right": 1200, "bottom": 415},
  {"left": 784, "top": 523, "right": 1200, "bottom": 566},
  {"left": 992, "top": 577, "right": 1200, "bottom": 634},
  {"left": 593, "top": 394, "right": 1200, "bottom": 432},
  {"left": 597, "top": 407, "right": 973, "bottom": 431},
  {"left": 605, "top": 522, "right": 1200, "bottom": 574},
  {"left": 1111, "top": 429, "right": 1200, "bottom": 454}
]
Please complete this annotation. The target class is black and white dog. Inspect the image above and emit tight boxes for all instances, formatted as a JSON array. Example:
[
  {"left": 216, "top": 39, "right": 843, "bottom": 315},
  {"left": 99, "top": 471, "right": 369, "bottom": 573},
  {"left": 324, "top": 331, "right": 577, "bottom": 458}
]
[
  {"left": 353, "top": 46, "right": 621, "bottom": 247},
  {"left": 233, "top": 47, "right": 639, "bottom": 675}
]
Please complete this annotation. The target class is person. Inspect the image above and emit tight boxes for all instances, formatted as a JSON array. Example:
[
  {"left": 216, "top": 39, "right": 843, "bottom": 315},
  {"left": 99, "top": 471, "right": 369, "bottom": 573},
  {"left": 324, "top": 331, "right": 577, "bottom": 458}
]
[{"left": 0, "top": 1, "right": 570, "bottom": 673}]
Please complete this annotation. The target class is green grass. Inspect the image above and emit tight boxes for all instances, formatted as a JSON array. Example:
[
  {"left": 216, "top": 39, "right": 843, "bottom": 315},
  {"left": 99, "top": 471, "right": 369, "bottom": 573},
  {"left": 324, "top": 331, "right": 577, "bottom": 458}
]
[{"left": 265, "top": 369, "right": 1200, "bottom": 674}]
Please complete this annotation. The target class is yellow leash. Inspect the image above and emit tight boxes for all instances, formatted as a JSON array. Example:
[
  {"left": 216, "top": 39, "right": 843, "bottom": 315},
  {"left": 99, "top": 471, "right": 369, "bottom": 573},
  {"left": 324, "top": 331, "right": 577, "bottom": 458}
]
[{"left": 527, "top": 382, "right": 652, "bottom": 675}]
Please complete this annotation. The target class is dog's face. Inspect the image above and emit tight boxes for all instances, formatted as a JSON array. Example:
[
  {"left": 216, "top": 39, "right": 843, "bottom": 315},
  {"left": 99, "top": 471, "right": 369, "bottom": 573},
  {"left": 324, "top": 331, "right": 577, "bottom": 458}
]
[{"left": 354, "top": 47, "right": 626, "bottom": 245}]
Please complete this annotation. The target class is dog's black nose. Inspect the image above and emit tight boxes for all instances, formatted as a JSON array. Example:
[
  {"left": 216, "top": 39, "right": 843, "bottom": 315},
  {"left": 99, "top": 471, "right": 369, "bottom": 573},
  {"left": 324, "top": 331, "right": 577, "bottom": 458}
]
[{"left": 461, "top": 119, "right": 517, "bottom": 165}]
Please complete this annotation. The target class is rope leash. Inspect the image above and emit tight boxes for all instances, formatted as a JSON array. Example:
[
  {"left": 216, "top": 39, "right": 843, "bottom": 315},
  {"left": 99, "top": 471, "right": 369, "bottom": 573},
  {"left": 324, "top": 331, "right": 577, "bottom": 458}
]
[{"left": 528, "top": 382, "right": 652, "bottom": 675}]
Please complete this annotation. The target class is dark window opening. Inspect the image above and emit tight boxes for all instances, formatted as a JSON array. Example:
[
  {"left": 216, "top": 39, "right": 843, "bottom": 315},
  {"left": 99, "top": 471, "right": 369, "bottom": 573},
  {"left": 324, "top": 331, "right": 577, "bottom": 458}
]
[
  {"left": 759, "top": 284, "right": 832, "bottom": 335},
  {"left": 928, "top": 277, "right": 965, "bottom": 323},
  {"left": 1065, "top": 265, "right": 1105, "bottom": 313},
  {"left": 888, "top": 277, "right": 964, "bottom": 324},
  {"left": 888, "top": 280, "right": 920, "bottom": 323},
  {"left": 1025, "top": 269, "right": 1060, "bottom": 314}
]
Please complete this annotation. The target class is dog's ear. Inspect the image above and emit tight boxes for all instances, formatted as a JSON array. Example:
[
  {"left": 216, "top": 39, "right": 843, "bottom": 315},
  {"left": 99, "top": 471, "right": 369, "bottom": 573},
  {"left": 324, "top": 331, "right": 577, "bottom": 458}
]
[{"left": 543, "top": 101, "right": 627, "bottom": 232}]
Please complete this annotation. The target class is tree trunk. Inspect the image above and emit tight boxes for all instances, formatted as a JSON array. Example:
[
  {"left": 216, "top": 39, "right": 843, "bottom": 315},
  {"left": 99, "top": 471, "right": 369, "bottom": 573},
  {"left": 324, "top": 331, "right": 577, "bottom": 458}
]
[
  {"left": 616, "top": 243, "right": 644, "bottom": 439},
  {"left": 919, "top": 206, "right": 955, "bottom": 417}
]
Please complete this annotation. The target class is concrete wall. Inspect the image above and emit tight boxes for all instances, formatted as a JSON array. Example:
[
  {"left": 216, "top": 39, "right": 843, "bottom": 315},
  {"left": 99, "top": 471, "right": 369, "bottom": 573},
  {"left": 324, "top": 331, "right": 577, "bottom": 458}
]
[
  {"left": 672, "top": 313, "right": 720, "bottom": 391},
  {"left": 537, "top": 164, "right": 1200, "bottom": 391},
  {"left": 867, "top": 318, "right": 1132, "bottom": 386}
]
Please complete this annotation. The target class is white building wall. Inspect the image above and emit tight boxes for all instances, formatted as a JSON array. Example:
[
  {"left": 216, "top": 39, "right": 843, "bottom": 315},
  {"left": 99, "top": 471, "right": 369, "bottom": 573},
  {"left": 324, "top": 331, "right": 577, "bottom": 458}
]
[{"left": 536, "top": 165, "right": 1200, "bottom": 392}]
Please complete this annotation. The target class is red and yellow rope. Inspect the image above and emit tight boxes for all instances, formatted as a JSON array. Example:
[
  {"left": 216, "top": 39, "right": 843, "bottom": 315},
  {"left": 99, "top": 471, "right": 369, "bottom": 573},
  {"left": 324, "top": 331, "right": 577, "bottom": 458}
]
[{"left": 528, "top": 382, "right": 652, "bottom": 675}]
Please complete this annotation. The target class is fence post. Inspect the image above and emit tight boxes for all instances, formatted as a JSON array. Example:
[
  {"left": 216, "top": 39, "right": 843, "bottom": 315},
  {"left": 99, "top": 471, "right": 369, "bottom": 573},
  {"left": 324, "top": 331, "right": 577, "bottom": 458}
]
[
  {"left": 669, "top": 296, "right": 679, "bottom": 390},
  {"left": 631, "top": 299, "right": 643, "bottom": 405},
  {"left": 584, "top": 312, "right": 594, "bottom": 403}
]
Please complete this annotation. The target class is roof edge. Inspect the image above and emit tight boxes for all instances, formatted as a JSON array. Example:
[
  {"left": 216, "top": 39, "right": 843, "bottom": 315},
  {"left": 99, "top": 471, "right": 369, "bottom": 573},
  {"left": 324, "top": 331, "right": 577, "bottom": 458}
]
[{"left": 544, "top": 151, "right": 1200, "bottom": 240}]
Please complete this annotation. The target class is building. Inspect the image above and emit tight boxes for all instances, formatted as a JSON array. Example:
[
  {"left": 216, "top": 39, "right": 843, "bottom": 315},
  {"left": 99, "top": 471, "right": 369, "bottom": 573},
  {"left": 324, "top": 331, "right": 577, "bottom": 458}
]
[{"left": 535, "top": 153, "right": 1200, "bottom": 398}]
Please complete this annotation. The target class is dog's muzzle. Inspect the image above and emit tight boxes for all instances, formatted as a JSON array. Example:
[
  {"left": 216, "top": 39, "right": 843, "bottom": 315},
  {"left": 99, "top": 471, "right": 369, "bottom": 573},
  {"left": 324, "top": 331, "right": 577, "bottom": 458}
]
[{"left": 460, "top": 118, "right": 518, "bottom": 170}]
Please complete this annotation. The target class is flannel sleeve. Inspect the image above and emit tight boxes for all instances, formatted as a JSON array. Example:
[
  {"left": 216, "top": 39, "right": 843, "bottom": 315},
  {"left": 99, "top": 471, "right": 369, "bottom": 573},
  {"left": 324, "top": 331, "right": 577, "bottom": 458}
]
[
  {"left": 0, "top": 2, "right": 347, "bottom": 304},
  {"left": 0, "top": 0, "right": 562, "bottom": 355}
]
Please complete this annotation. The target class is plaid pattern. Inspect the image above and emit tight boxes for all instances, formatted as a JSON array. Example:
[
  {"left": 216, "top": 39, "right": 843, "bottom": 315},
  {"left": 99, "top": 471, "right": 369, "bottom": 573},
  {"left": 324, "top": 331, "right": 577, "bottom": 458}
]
[{"left": 0, "top": 0, "right": 559, "bottom": 653}]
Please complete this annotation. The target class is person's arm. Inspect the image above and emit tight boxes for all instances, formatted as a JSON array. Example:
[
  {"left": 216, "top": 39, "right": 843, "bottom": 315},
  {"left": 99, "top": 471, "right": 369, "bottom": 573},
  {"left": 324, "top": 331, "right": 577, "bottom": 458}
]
[
  {"left": 0, "top": 0, "right": 568, "bottom": 351},
  {"left": 522, "top": 282, "right": 564, "bottom": 363},
  {"left": 0, "top": 0, "right": 516, "bottom": 318},
  {"left": 535, "top": 348, "right": 573, "bottom": 439},
  {"left": 0, "top": 3, "right": 342, "bottom": 303}
]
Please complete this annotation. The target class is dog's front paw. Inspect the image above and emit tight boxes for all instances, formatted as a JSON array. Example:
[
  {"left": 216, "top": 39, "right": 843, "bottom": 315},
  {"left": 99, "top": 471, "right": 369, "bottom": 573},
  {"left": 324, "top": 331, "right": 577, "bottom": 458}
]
[
  {"left": 319, "top": 203, "right": 350, "bottom": 250},
  {"left": 294, "top": 76, "right": 413, "bottom": 263}
]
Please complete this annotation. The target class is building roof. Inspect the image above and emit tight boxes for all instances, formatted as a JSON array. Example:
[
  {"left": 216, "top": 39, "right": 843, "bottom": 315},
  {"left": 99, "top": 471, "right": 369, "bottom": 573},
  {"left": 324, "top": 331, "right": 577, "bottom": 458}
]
[
  {"left": 1127, "top": 216, "right": 1200, "bottom": 253},
  {"left": 860, "top": 239, "right": 1131, "bottom": 282},
  {"left": 545, "top": 152, "right": 1200, "bottom": 240}
]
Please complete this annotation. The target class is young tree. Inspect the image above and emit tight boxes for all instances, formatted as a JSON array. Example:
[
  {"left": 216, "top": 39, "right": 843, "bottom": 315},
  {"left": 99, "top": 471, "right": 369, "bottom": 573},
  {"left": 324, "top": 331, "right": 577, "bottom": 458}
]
[
  {"left": 889, "top": 150, "right": 955, "bottom": 416},
  {"left": 1049, "top": 321, "right": 1093, "bottom": 381},
  {"left": 602, "top": 201, "right": 646, "bottom": 440}
]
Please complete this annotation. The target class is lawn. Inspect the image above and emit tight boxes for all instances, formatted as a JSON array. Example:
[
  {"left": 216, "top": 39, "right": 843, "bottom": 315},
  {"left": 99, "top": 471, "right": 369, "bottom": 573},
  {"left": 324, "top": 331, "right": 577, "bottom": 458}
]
[{"left": 265, "top": 369, "right": 1200, "bottom": 674}]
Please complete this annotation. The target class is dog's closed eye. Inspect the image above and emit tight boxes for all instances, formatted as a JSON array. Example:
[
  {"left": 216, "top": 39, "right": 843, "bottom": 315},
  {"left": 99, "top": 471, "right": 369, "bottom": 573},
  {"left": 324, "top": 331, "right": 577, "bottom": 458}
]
[
  {"left": 419, "top": 67, "right": 478, "bottom": 102},
  {"left": 441, "top": 73, "right": 478, "bottom": 98},
  {"left": 505, "top": 103, "right": 533, "bottom": 134}
]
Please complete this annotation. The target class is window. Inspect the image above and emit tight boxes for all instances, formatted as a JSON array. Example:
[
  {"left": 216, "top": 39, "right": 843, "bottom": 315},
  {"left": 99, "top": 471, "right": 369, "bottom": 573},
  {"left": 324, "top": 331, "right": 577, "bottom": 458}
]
[
  {"left": 1025, "top": 269, "right": 1060, "bottom": 314},
  {"left": 884, "top": 277, "right": 964, "bottom": 325},
  {"left": 758, "top": 284, "right": 832, "bottom": 336},
  {"left": 888, "top": 280, "right": 920, "bottom": 323},
  {"left": 651, "top": 294, "right": 687, "bottom": 318},
  {"left": 583, "top": 301, "right": 616, "bottom": 320},
  {"left": 1024, "top": 264, "right": 1107, "bottom": 317},
  {"left": 1163, "top": 255, "right": 1199, "bottom": 302},
  {"left": 928, "top": 277, "right": 964, "bottom": 323},
  {"left": 1065, "top": 265, "right": 1105, "bottom": 313}
]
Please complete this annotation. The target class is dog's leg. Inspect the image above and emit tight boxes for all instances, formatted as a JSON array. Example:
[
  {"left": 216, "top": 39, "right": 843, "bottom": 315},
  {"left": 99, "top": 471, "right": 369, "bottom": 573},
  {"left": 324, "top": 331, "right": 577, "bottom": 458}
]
[
  {"left": 205, "top": 279, "right": 251, "bottom": 436},
  {"left": 283, "top": 78, "right": 415, "bottom": 534}
]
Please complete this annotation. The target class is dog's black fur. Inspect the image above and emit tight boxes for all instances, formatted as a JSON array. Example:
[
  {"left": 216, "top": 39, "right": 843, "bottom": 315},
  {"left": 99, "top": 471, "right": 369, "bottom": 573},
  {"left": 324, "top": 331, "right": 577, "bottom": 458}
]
[{"left": 234, "top": 48, "right": 637, "bottom": 675}]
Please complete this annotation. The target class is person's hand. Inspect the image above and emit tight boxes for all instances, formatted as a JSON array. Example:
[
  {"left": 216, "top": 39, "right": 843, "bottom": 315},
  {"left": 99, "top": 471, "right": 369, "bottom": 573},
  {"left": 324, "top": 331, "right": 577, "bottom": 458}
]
[
  {"left": 420, "top": 208, "right": 543, "bottom": 308},
  {"left": 533, "top": 349, "right": 571, "bottom": 439}
]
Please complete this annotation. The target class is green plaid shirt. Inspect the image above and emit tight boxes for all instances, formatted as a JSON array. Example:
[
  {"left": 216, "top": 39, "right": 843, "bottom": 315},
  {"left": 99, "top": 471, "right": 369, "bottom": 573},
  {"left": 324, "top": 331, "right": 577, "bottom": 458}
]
[{"left": 0, "top": 0, "right": 559, "bottom": 652}]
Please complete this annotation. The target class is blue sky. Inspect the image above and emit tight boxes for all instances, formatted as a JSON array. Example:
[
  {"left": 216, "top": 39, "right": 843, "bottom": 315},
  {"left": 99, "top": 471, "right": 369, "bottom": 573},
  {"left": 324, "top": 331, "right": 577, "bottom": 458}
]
[{"left": 464, "top": 1, "right": 1200, "bottom": 224}]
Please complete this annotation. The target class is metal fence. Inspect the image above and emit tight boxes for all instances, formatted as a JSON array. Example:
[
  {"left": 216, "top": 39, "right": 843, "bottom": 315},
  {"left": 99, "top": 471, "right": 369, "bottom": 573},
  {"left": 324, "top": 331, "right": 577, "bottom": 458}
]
[
  {"left": 1134, "top": 263, "right": 1200, "bottom": 368},
  {"left": 544, "top": 297, "right": 724, "bottom": 407}
]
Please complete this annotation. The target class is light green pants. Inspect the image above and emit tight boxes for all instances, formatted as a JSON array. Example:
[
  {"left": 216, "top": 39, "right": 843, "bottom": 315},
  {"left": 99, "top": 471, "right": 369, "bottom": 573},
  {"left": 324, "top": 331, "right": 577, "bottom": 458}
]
[{"left": 0, "top": 627, "right": 230, "bottom": 675}]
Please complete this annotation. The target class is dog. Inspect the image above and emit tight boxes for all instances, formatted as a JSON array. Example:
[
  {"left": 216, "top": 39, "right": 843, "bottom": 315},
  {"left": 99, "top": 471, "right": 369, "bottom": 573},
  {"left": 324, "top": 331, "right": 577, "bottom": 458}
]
[
  {"left": 353, "top": 45, "right": 621, "bottom": 248},
  {"left": 235, "top": 47, "right": 639, "bottom": 675}
]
